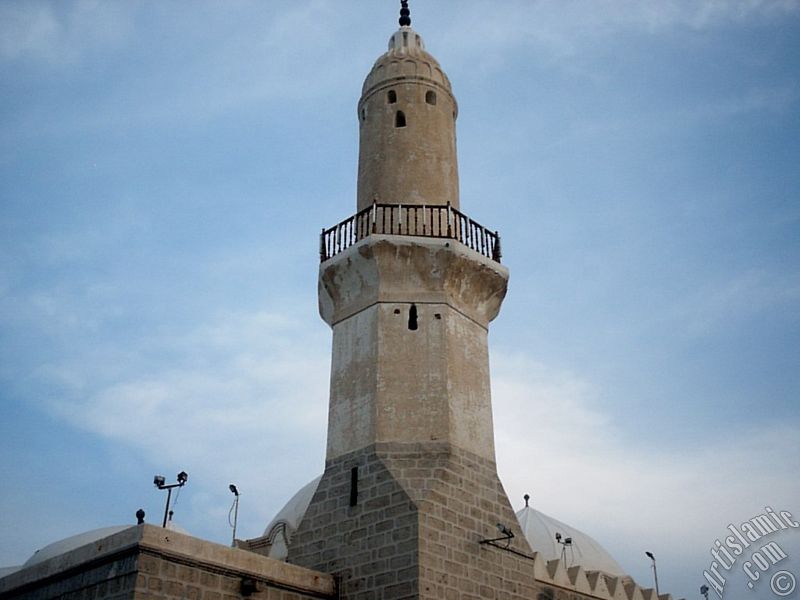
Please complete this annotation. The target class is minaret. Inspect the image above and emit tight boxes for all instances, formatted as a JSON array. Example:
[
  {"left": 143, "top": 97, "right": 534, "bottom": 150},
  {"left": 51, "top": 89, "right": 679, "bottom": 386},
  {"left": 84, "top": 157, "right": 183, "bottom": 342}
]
[
  {"left": 289, "top": 5, "right": 540, "bottom": 598},
  {"left": 319, "top": 2, "right": 506, "bottom": 463}
]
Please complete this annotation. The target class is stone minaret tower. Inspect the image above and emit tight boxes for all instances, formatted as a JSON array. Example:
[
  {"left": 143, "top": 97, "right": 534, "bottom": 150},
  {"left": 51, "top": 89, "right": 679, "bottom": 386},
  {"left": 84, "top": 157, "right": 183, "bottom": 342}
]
[{"left": 289, "top": 5, "right": 541, "bottom": 598}]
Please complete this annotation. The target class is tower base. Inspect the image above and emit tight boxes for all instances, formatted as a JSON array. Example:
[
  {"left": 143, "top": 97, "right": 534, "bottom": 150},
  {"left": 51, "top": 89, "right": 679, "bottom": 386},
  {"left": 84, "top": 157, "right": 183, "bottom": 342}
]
[{"left": 288, "top": 442, "right": 542, "bottom": 599}]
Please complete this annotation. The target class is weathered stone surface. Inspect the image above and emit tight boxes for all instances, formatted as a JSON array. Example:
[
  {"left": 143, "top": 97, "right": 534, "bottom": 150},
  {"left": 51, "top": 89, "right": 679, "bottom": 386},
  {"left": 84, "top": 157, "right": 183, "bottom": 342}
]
[
  {"left": 289, "top": 443, "right": 545, "bottom": 600},
  {"left": 319, "top": 236, "right": 508, "bottom": 328},
  {"left": 320, "top": 236, "right": 508, "bottom": 464},
  {"left": 0, "top": 525, "right": 335, "bottom": 600},
  {"left": 357, "top": 28, "right": 459, "bottom": 211}
]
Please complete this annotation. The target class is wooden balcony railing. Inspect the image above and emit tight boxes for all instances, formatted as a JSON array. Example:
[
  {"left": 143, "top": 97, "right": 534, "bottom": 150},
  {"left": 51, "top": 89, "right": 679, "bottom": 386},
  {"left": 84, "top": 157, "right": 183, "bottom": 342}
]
[{"left": 320, "top": 202, "right": 502, "bottom": 263}]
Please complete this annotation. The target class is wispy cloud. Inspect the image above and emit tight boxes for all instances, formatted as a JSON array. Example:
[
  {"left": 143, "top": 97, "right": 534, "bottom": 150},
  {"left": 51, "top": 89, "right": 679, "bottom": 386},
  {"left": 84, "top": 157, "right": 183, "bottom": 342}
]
[
  {"left": 34, "top": 307, "right": 330, "bottom": 530},
  {"left": 0, "top": 0, "right": 133, "bottom": 65},
  {"left": 491, "top": 351, "right": 800, "bottom": 584},
  {"left": 437, "top": 0, "right": 799, "bottom": 65}
]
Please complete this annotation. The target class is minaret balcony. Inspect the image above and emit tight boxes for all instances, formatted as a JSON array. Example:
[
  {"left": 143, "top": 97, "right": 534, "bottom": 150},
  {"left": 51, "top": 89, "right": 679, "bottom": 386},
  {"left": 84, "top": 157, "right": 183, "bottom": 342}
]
[{"left": 320, "top": 202, "right": 501, "bottom": 263}]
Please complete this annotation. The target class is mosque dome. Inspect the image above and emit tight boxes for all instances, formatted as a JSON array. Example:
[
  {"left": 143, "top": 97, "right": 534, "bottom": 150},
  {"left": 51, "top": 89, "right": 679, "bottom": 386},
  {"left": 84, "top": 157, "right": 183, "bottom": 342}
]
[
  {"left": 0, "top": 566, "right": 21, "bottom": 579},
  {"left": 22, "top": 526, "right": 132, "bottom": 568},
  {"left": 361, "top": 26, "right": 453, "bottom": 100},
  {"left": 261, "top": 476, "right": 322, "bottom": 560},
  {"left": 21, "top": 521, "right": 189, "bottom": 568},
  {"left": 515, "top": 503, "right": 626, "bottom": 577},
  {"left": 264, "top": 477, "right": 626, "bottom": 578}
]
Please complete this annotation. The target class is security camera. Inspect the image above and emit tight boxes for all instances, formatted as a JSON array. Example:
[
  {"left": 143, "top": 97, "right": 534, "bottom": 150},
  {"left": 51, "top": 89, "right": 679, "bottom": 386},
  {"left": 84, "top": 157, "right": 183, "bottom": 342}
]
[
  {"left": 564, "top": 537, "right": 572, "bottom": 545},
  {"left": 555, "top": 532, "right": 562, "bottom": 542},
  {"left": 153, "top": 475, "right": 166, "bottom": 487},
  {"left": 177, "top": 471, "right": 188, "bottom": 484}
]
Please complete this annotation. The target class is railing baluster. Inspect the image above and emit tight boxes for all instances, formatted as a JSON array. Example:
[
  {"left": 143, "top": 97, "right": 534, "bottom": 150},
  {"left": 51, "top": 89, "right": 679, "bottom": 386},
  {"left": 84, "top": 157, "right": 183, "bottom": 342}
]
[{"left": 320, "top": 203, "right": 501, "bottom": 264}]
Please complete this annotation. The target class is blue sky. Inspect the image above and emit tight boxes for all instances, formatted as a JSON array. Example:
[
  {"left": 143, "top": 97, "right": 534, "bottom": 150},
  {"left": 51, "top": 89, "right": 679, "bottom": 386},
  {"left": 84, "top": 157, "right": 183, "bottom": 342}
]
[{"left": 1, "top": 2, "right": 799, "bottom": 598}]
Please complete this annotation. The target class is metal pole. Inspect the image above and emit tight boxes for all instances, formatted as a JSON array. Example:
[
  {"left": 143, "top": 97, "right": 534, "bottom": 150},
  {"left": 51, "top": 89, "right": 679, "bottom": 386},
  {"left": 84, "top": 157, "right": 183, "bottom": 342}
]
[
  {"left": 653, "top": 560, "right": 660, "bottom": 597},
  {"left": 231, "top": 496, "right": 239, "bottom": 547},
  {"left": 162, "top": 487, "right": 172, "bottom": 528}
]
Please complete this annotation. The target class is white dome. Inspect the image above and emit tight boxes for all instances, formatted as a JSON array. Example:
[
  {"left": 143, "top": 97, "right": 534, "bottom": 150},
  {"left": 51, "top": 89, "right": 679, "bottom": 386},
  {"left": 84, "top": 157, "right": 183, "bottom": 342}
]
[
  {"left": 23, "top": 526, "right": 132, "bottom": 567},
  {"left": 515, "top": 505, "right": 625, "bottom": 577},
  {"left": 21, "top": 521, "right": 190, "bottom": 569},
  {"left": 0, "top": 566, "right": 21, "bottom": 579},
  {"left": 263, "top": 476, "right": 322, "bottom": 537},
  {"left": 261, "top": 476, "right": 322, "bottom": 560}
]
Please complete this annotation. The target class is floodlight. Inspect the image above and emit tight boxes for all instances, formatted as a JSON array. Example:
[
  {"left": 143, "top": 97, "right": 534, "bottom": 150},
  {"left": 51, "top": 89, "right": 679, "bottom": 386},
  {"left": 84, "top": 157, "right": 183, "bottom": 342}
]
[{"left": 152, "top": 470, "right": 189, "bottom": 527}]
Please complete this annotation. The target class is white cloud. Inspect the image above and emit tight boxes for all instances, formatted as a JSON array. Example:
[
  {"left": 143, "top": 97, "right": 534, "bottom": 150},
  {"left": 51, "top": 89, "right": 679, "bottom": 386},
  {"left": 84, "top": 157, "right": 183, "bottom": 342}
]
[
  {"left": 0, "top": 0, "right": 133, "bottom": 65},
  {"left": 35, "top": 308, "right": 330, "bottom": 534},
  {"left": 0, "top": 2, "right": 59, "bottom": 62},
  {"left": 491, "top": 351, "right": 800, "bottom": 590},
  {"left": 437, "top": 0, "right": 799, "bottom": 65}
]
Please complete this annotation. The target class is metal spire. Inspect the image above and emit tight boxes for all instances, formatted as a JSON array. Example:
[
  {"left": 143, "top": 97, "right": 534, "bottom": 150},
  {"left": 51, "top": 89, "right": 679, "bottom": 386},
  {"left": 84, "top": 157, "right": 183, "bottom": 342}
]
[{"left": 399, "top": 1, "right": 411, "bottom": 27}]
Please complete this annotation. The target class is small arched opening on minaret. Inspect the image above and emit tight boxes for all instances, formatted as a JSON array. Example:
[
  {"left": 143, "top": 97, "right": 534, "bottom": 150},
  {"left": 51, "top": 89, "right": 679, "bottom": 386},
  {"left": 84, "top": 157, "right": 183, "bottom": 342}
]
[
  {"left": 395, "top": 110, "right": 406, "bottom": 128},
  {"left": 387, "top": 89, "right": 397, "bottom": 104},
  {"left": 408, "top": 304, "right": 418, "bottom": 330},
  {"left": 425, "top": 90, "right": 437, "bottom": 105}
]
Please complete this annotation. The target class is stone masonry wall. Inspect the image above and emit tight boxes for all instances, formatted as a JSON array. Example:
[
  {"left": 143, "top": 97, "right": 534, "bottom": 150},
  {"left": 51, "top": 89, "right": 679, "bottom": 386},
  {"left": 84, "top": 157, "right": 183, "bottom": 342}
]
[
  {"left": 0, "top": 525, "right": 335, "bottom": 600},
  {"left": 133, "top": 549, "right": 330, "bottom": 600},
  {"left": 288, "top": 444, "right": 420, "bottom": 599},
  {"left": 288, "top": 441, "right": 619, "bottom": 600}
]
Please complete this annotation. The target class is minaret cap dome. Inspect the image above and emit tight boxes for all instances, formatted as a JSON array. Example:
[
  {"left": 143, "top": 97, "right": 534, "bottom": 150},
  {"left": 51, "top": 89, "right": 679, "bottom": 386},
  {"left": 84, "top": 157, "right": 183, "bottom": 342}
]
[{"left": 361, "top": 26, "right": 453, "bottom": 98}]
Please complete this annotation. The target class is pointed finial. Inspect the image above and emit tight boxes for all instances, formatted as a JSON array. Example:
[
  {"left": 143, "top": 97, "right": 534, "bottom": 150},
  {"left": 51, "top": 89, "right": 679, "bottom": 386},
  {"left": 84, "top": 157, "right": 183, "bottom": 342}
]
[
  {"left": 399, "top": 1, "right": 411, "bottom": 27},
  {"left": 524, "top": 493, "right": 530, "bottom": 507}
]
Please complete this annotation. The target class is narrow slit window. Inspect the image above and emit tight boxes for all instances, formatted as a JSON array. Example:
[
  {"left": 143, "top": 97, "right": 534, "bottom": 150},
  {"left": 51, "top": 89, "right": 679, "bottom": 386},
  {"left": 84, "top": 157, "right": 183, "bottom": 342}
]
[
  {"left": 408, "top": 304, "right": 418, "bottom": 330},
  {"left": 349, "top": 466, "right": 358, "bottom": 506},
  {"left": 395, "top": 110, "right": 406, "bottom": 128},
  {"left": 360, "top": 108, "right": 366, "bottom": 121},
  {"left": 425, "top": 90, "right": 437, "bottom": 105},
  {"left": 387, "top": 90, "right": 397, "bottom": 104}
]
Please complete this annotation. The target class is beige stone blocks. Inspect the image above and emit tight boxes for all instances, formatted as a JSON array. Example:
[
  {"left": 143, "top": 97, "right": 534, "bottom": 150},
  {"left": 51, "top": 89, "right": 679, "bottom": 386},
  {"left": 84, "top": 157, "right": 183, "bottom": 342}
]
[{"left": 0, "top": 525, "right": 334, "bottom": 600}]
